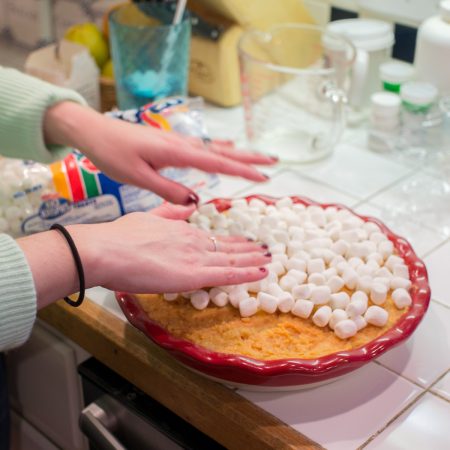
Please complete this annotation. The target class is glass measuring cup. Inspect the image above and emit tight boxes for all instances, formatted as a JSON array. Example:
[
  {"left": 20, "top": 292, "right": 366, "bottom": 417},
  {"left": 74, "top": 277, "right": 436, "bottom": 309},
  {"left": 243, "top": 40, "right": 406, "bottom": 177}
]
[{"left": 238, "top": 24, "right": 355, "bottom": 163}]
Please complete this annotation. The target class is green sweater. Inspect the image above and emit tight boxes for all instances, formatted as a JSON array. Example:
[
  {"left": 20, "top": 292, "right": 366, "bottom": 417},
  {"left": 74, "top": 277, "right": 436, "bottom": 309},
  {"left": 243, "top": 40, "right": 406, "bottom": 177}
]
[{"left": 0, "top": 67, "right": 86, "bottom": 351}]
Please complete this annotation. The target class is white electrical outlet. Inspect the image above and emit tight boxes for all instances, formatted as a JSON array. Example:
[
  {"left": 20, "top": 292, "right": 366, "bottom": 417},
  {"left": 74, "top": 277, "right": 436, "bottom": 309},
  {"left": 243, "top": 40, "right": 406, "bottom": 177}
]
[{"left": 359, "top": 0, "right": 441, "bottom": 27}]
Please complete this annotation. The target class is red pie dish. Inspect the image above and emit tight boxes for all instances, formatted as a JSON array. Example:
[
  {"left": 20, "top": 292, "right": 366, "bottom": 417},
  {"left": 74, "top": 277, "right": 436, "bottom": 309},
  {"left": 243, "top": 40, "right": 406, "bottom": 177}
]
[{"left": 116, "top": 195, "right": 431, "bottom": 390}]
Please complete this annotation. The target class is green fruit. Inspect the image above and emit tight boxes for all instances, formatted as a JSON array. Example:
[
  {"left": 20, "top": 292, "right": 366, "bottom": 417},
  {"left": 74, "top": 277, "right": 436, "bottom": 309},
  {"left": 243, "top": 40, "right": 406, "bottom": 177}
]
[
  {"left": 64, "top": 22, "right": 109, "bottom": 69},
  {"left": 101, "top": 59, "right": 114, "bottom": 79}
]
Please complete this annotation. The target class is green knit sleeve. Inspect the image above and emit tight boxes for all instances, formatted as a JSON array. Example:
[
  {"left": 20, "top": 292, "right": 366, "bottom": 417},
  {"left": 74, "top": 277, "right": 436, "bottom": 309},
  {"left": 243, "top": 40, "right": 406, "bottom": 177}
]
[
  {"left": 0, "top": 234, "right": 36, "bottom": 351},
  {"left": 0, "top": 67, "right": 87, "bottom": 163}
]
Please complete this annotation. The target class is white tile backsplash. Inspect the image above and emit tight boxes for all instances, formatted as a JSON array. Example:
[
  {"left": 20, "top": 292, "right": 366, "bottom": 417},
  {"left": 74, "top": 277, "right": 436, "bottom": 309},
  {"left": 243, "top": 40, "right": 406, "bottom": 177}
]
[{"left": 238, "top": 363, "right": 422, "bottom": 450}]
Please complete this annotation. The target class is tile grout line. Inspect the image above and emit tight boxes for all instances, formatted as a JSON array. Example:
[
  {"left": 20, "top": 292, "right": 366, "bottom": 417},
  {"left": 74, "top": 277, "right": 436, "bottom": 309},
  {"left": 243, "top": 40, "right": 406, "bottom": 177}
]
[
  {"left": 359, "top": 388, "right": 428, "bottom": 449},
  {"left": 427, "top": 368, "right": 450, "bottom": 404}
]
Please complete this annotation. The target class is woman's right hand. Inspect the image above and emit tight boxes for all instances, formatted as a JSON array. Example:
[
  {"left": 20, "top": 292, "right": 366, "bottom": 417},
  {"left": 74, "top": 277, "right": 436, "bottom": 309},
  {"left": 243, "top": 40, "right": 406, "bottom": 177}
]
[{"left": 72, "top": 204, "right": 271, "bottom": 294}]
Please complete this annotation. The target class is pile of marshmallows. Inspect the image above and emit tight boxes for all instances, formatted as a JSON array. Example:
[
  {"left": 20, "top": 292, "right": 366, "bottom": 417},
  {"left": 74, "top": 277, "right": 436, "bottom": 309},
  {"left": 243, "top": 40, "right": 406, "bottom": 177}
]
[{"left": 164, "top": 197, "right": 413, "bottom": 340}]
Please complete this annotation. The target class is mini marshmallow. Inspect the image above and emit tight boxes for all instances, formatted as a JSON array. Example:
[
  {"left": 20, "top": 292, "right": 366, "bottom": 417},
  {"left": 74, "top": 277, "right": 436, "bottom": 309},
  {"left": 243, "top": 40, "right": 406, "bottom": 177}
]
[
  {"left": 198, "top": 203, "right": 218, "bottom": 217},
  {"left": 365, "top": 305, "right": 388, "bottom": 327},
  {"left": 276, "top": 197, "right": 293, "bottom": 208},
  {"left": 287, "top": 241, "right": 304, "bottom": 256},
  {"left": 307, "top": 258, "right": 325, "bottom": 274},
  {"left": 273, "top": 229, "right": 289, "bottom": 244},
  {"left": 348, "top": 257, "right": 364, "bottom": 269},
  {"left": 327, "top": 226, "right": 341, "bottom": 241},
  {"left": 352, "top": 315, "right": 367, "bottom": 331},
  {"left": 378, "top": 240, "right": 394, "bottom": 259},
  {"left": 336, "top": 261, "right": 350, "bottom": 275},
  {"left": 367, "top": 252, "right": 384, "bottom": 265},
  {"left": 292, "top": 299, "right": 314, "bottom": 318},
  {"left": 372, "top": 277, "right": 391, "bottom": 289},
  {"left": 330, "top": 292, "right": 350, "bottom": 310},
  {"left": 346, "top": 295, "right": 368, "bottom": 318},
  {"left": 330, "top": 255, "right": 346, "bottom": 268},
  {"left": 375, "top": 267, "right": 393, "bottom": 279},
  {"left": 331, "top": 239, "right": 349, "bottom": 256},
  {"left": 209, "top": 288, "right": 229, "bottom": 307},
  {"left": 163, "top": 293, "right": 178, "bottom": 301},
  {"left": 329, "top": 309, "right": 348, "bottom": 330},
  {"left": 270, "top": 243, "right": 286, "bottom": 254},
  {"left": 325, "top": 206, "right": 339, "bottom": 220},
  {"left": 385, "top": 255, "right": 404, "bottom": 271},
  {"left": 310, "top": 210, "right": 326, "bottom": 228},
  {"left": 370, "top": 231, "right": 387, "bottom": 244},
  {"left": 339, "top": 229, "right": 359, "bottom": 243},
  {"left": 287, "top": 269, "right": 307, "bottom": 284},
  {"left": 327, "top": 275, "right": 345, "bottom": 293},
  {"left": 267, "top": 282, "right": 285, "bottom": 297},
  {"left": 310, "top": 285, "right": 331, "bottom": 305},
  {"left": 285, "top": 257, "right": 307, "bottom": 272},
  {"left": 190, "top": 290, "right": 210, "bottom": 310},
  {"left": 268, "top": 261, "right": 285, "bottom": 276},
  {"left": 392, "top": 288, "right": 412, "bottom": 309},
  {"left": 229, "top": 287, "right": 249, "bottom": 307},
  {"left": 334, "top": 319, "right": 357, "bottom": 339},
  {"left": 363, "top": 221, "right": 381, "bottom": 234},
  {"left": 351, "top": 290, "right": 369, "bottom": 304},
  {"left": 308, "top": 273, "right": 326, "bottom": 285},
  {"left": 323, "top": 267, "right": 338, "bottom": 279},
  {"left": 292, "top": 284, "right": 313, "bottom": 300},
  {"left": 279, "top": 275, "right": 297, "bottom": 292},
  {"left": 370, "top": 283, "right": 388, "bottom": 305},
  {"left": 393, "top": 264, "right": 409, "bottom": 279},
  {"left": 390, "top": 276, "right": 412, "bottom": 290},
  {"left": 357, "top": 275, "right": 373, "bottom": 294},
  {"left": 272, "top": 253, "right": 288, "bottom": 267},
  {"left": 258, "top": 292, "right": 278, "bottom": 314},
  {"left": 248, "top": 198, "right": 267, "bottom": 212},
  {"left": 277, "top": 292, "right": 295, "bottom": 313},
  {"left": 342, "top": 267, "right": 358, "bottom": 290},
  {"left": 312, "top": 305, "right": 332, "bottom": 327},
  {"left": 239, "top": 297, "right": 259, "bottom": 317}
]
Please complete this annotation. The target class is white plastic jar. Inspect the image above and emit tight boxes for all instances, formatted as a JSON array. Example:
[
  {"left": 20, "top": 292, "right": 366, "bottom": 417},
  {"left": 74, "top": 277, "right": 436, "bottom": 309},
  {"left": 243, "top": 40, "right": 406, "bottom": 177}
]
[{"left": 415, "top": 0, "right": 450, "bottom": 94}]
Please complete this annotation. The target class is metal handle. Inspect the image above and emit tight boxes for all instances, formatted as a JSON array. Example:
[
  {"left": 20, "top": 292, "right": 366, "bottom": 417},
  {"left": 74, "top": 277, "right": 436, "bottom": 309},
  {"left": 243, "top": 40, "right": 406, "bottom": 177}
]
[{"left": 80, "top": 400, "right": 126, "bottom": 450}]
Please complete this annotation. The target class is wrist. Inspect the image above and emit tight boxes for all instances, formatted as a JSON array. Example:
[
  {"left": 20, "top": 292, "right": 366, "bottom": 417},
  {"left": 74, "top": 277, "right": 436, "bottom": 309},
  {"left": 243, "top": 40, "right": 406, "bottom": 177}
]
[{"left": 43, "top": 101, "right": 105, "bottom": 154}]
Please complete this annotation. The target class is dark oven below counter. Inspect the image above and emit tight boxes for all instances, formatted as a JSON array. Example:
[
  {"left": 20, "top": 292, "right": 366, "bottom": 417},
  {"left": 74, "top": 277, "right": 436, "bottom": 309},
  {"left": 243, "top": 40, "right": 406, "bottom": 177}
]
[{"left": 78, "top": 358, "right": 225, "bottom": 450}]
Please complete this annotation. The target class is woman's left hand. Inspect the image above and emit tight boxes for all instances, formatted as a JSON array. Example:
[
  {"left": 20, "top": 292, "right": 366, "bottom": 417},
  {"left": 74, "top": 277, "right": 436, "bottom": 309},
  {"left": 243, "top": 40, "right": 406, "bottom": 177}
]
[{"left": 44, "top": 102, "right": 277, "bottom": 205}]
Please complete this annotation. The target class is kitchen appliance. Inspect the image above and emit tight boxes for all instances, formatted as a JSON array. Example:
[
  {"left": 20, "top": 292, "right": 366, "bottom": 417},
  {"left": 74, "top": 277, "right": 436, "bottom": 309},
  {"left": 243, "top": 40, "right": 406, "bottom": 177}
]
[{"left": 78, "top": 357, "right": 224, "bottom": 449}]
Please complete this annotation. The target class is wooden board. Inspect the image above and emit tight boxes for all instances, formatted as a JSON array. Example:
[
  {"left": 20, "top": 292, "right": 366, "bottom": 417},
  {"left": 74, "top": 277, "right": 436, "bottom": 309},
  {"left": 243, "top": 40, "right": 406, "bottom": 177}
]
[{"left": 39, "top": 299, "right": 322, "bottom": 450}]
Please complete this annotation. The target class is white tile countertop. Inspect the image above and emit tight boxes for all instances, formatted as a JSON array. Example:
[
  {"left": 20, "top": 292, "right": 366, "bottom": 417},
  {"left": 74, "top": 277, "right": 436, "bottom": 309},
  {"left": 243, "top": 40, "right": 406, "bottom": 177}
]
[{"left": 86, "top": 102, "right": 450, "bottom": 449}]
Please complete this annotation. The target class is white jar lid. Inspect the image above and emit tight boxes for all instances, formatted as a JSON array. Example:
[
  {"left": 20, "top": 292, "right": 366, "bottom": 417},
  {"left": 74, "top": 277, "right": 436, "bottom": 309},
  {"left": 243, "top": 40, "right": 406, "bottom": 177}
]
[
  {"left": 327, "top": 19, "right": 395, "bottom": 51},
  {"left": 371, "top": 92, "right": 401, "bottom": 116},
  {"left": 440, "top": 0, "right": 450, "bottom": 22},
  {"left": 400, "top": 81, "right": 438, "bottom": 106},
  {"left": 379, "top": 61, "right": 415, "bottom": 84}
]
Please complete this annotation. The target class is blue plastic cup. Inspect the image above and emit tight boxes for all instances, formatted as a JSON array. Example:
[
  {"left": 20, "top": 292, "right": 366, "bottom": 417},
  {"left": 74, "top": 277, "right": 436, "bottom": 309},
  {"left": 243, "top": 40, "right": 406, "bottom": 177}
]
[{"left": 109, "top": 3, "right": 191, "bottom": 109}]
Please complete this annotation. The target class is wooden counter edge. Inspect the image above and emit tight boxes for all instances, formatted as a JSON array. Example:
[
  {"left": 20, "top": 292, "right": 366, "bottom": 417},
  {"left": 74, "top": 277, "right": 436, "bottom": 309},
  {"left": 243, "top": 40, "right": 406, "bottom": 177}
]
[{"left": 39, "top": 298, "right": 322, "bottom": 450}]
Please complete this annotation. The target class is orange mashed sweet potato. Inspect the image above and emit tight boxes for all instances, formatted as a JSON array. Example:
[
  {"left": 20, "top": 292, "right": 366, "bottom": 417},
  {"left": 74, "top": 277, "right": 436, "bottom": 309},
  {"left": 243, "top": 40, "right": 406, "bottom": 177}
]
[{"left": 136, "top": 293, "right": 407, "bottom": 360}]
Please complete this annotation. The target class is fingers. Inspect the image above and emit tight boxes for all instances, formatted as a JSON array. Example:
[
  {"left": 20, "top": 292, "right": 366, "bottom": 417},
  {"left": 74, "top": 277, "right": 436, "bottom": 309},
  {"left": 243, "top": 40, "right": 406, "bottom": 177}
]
[
  {"left": 162, "top": 144, "right": 271, "bottom": 182},
  {"left": 198, "top": 266, "right": 269, "bottom": 287},
  {"left": 134, "top": 162, "right": 199, "bottom": 205},
  {"left": 206, "top": 251, "right": 271, "bottom": 267},
  {"left": 150, "top": 203, "right": 196, "bottom": 219},
  {"left": 212, "top": 239, "right": 268, "bottom": 254},
  {"left": 206, "top": 141, "right": 278, "bottom": 166}
]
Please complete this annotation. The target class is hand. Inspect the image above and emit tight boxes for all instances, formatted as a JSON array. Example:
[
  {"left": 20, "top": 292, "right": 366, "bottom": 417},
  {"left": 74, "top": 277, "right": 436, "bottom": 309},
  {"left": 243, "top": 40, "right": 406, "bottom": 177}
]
[
  {"left": 44, "top": 102, "right": 278, "bottom": 205},
  {"left": 18, "top": 204, "right": 271, "bottom": 308}
]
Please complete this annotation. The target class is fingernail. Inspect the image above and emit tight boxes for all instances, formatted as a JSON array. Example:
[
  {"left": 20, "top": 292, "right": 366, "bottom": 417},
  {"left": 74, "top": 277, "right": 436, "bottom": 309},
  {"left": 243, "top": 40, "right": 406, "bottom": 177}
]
[
  {"left": 262, "top": 173, "right": 270, "bottom": 180},
  {"left": 259, "top": 267, "right": 267, "bottom": 273},
  {"left": 186, "top": 192, "right": 199, "bottom": 205},
  {"left": 247, "top": 237, "right": 254, "bottom": 242},
  {"left": 269, "top": 154, "right": 279, "bottom": 161},
  {"left": 264, "top": 252, "right": 272, "bottom": 257},
  {"left": 261, "top": 244, "right": 268, "bottom": 249}
]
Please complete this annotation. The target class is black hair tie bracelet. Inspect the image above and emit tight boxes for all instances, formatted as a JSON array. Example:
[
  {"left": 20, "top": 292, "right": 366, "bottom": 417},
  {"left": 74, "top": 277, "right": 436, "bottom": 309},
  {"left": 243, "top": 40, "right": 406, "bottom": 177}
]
[{"left": 50, "top": 224, "right": 85, "bottom": 307}]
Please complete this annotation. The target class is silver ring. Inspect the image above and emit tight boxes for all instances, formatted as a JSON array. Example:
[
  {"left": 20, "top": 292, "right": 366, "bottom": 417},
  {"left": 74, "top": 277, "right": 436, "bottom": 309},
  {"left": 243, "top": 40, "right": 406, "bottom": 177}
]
[{"left": 209, "top": 236, "right": 218, "bottom": 252}]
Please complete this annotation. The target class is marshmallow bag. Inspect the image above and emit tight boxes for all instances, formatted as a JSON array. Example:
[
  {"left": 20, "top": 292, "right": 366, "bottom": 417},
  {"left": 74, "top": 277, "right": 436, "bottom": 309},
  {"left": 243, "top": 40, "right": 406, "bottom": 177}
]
[
  {"left": 116, "top": 195, "right": 431, "bottom": 390},
  {"left": 0, "top": 97, "right": 218, "bottom": 237}
]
